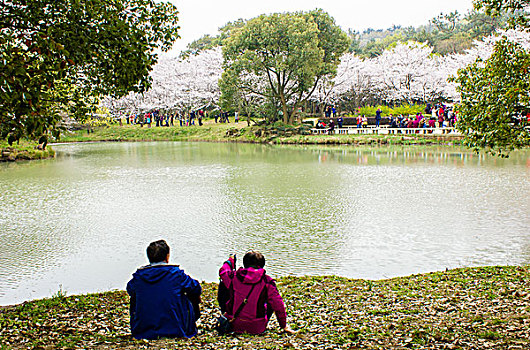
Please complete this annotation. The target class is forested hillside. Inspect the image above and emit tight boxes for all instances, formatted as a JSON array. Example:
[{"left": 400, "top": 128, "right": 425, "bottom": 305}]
[{"left": 181, "top": 9, "right": 510, "bottom": 58}]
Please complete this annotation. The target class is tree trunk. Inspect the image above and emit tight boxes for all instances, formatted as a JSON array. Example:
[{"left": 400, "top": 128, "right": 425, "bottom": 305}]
[{"left": 280, "top": 93, "right": 289, "bottom": 124}]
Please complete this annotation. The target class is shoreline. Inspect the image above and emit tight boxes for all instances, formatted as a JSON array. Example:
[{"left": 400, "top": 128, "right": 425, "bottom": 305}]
[
  {"left": 1, "top": 265, "right": 528, "bottom": 349},
  {"left": 58, "top": 123, "right": 465, "bottom": 146},
  {"left": 2, "top": 123, "right": 469, "bottom": 162},
  {"left": 0, "top": 141, "right": 55, "bottom": 162}
]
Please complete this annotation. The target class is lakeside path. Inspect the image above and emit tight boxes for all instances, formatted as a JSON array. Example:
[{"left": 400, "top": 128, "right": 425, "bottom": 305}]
[{"left": 1, "top": 266, "right": 528, "bottom": 349}]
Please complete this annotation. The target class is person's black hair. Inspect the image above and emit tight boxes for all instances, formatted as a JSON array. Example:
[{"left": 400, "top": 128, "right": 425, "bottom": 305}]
[
  {"left": 243, "top": 250, "right": 265, "bottom": 269},
  {"left": 147, "top": 240, "right": 170, "bottom": 263}
]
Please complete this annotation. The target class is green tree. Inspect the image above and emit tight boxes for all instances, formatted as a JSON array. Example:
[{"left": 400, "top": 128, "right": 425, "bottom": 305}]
[
  {"left": 431, "top": 11, "right": 461, "bottom": 35},
  {"left": 346, "top": 29, "right": 363, "bottom": 55},
  {"left": 463, "top": 10, "right": 508, "bottom": 38},
  {"left": 220, "top": 9, "right": 349, "bottom": 124},
  {"left": 453, "top": 38, "right": 529, "bottom": 156},
  {"left": 452, "top": 0, "right": 529, "bottom": 155},
  {"left": 475, "top": 0, "right": 530, "bottom": 28},
  {"left": 0, "top": 0, "right": 179, "bottom": 143}
]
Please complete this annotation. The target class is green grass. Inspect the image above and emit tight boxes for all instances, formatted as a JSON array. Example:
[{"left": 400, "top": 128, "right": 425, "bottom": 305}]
[
  {"left": 0, "top": 140, "right": 55, "bottom": 161},
  {"left": 60, "top": 123, "right": 233, "bottom": 143},
  {"left": 1, "top": 266, "right": 528, "bottom": 349}
]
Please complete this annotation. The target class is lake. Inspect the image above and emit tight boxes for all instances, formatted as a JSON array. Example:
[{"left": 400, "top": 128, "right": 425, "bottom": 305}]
[{"left": 0, "top": 142, "right": 528, "bottom": 305}]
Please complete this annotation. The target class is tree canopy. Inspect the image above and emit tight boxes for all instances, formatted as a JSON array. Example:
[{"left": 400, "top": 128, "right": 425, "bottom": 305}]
[
  {"left": 453, "top": 37, "right": 529, "bottom": 155},
  {"left": 220, "top": 9, "right": 349, "bottom": 123},
  {"left": 0, "top": 0, "right": 179, "bottom": 143},
  {"left": 475, "top": 0, "right": 530, "bottom": 28},
  {"left": 452, "top": 0, "right": 529, "bottom": 155}
]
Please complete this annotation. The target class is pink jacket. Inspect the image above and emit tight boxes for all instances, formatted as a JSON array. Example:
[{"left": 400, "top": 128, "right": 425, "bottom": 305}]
[{"left": 219, "top": 258, "right": 287, "bottom": 334}]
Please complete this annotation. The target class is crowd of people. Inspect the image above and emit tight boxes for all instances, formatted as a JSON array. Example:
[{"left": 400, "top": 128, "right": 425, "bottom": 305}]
[
  {"left": 118, "top": 109, "right": 240, "bottom": 128},
  {"left": 386, "top": 103, "right": 457, "bottom": 128},
  {"left": 315, "top": 103, "right": 457, "bottom": 130},
  {"left": 214, "top": 111, "right": 235, "bottom": 123},
  {"left": 115, "top": 103, "right": 461, "bottom": 131}
]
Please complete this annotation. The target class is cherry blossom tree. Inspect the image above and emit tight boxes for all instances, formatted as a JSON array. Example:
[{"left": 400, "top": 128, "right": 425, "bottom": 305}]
[
  {"left": 311, "top": 53, "right": 378, "bottom": 113},
  {"left": 442, "top": 29, "right": 530, "bottom": 101},
  {"left": 313, "top": 42, "right": 452, "bottom": 109},
  {"left": 104, "top": 48, "right": 223, "bottom": 114},
  {"left": 369, "top": 41, "right": 443, "bottom": 104}
]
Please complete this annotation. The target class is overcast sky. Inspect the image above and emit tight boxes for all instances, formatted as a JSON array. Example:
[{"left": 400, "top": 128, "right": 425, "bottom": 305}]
[{"left": 167, "top": 0, "right": 475, "bottom": 55}]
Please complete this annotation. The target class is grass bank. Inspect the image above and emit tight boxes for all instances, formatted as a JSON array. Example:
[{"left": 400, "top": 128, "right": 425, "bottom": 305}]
[
  {"left": 0, "top": 140, "right": 55, "bottom": 162},
  {"left": 59, "top": 122, "right": 463, "bottom": 147},
  {"left": 1, "top": 266, "right": 528, "bottom": 349}
]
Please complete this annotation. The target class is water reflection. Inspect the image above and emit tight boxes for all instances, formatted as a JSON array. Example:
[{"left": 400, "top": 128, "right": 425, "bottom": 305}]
[{"left": 0, "top": 142, "right": 528, "bottom": 305}]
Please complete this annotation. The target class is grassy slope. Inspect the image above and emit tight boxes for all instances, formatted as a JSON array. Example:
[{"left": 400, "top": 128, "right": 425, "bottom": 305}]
[{"left": 0, "top": 266, "right": 528, "bottom": 349}]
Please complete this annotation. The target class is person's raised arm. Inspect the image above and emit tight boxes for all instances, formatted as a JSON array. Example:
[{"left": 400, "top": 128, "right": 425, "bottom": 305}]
[{"left": 219, "top": 254, "right": 236, "bottom": 288}]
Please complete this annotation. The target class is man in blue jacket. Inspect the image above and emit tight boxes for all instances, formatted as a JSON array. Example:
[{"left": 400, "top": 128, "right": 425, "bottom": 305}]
[{"left": 127, "top": 240, "right": 202, "bottom": 340}]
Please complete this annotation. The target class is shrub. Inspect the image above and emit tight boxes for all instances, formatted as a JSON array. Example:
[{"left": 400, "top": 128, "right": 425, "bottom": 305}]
[
  {"left": 392, "top": 104, "right": 426, "bottom": 116},
  {"left": 357, "top": 104, "right": 426, "bottom": 117}
]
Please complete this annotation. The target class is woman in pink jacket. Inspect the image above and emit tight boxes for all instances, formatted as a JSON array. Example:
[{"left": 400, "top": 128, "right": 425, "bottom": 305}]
[{"left": 218, "top": 251, "right": 294, "bottom": 334}]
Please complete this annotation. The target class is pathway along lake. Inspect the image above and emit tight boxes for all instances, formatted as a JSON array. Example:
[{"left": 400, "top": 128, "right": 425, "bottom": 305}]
[{"left": 0, "top": 142, "right": 529, "bottom": 305}]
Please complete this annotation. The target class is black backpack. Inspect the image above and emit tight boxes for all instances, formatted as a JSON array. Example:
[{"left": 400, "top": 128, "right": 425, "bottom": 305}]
[{"left": 218, "top": 280, "right": 231, "bottom": 314}]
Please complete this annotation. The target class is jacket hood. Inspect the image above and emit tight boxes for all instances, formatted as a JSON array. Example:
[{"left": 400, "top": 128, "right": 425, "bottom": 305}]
[
  {"left": 236, "top": 267, "right": 265, "bottom": 284},
  {"left": 134, "top": 265, "right": 173, "bottom": 284}
]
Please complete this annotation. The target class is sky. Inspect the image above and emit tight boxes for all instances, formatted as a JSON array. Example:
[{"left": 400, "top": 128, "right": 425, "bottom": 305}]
[{"left": 168, "top": 0, "right": 475, "bottom": 55}]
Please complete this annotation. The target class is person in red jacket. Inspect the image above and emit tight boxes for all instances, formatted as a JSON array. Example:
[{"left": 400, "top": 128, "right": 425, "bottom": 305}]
[{"left": 219, "top": 251, "right": 295, "bottom": 334}]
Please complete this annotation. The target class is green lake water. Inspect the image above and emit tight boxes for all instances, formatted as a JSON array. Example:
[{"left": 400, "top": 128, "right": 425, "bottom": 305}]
[{"left": 0, "top": 142, "right": 528, "bottom": 305}]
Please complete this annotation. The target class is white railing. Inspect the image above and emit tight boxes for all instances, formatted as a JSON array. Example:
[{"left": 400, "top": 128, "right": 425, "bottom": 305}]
[{"left": 311, "top": 127, "right": 460, "bottom": 136}]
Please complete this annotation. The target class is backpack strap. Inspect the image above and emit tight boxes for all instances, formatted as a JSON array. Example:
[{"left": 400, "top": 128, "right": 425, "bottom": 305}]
[{"left": 231, "top": 275, "right": 264, "bottom": 322}]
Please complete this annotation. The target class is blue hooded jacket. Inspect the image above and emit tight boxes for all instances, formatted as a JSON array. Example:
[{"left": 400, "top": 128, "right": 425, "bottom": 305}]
[{"left": 126, "top": 264, "right": 202, "bottom": 340}]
